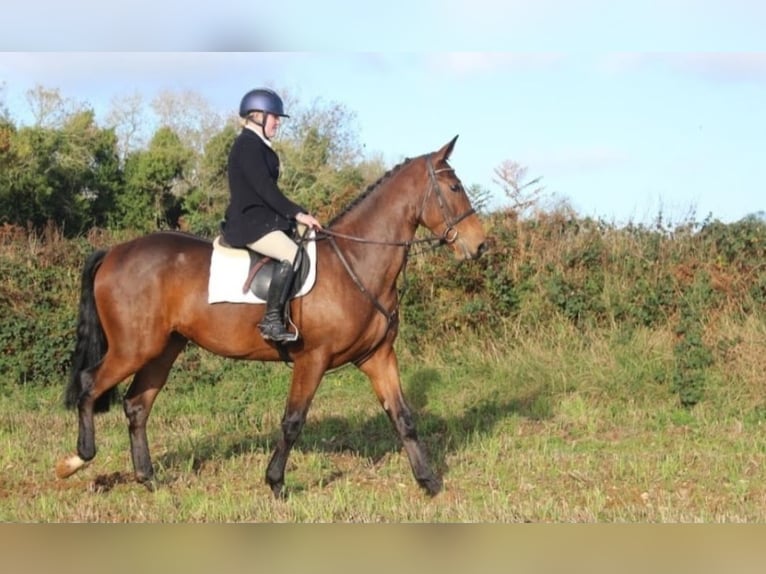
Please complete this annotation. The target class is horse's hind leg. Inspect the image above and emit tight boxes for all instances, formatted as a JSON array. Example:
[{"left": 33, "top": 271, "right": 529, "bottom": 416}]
[
  {"left": 358, "top": 343, "right": 441, "bottom": 496},
  {"left": 123, "top": 334, "right": 187, "bottom": 486},
  {"left": 57, "top": 352, "right": 145, "bottom": 479}
]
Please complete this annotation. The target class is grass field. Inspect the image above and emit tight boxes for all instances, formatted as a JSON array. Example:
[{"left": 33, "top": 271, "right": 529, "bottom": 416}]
[{"left": 2, "top": 317, "right": 766, "bottom": 523}]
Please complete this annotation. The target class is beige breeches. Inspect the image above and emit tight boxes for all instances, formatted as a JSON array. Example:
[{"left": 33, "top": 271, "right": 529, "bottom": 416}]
[{"left": 246, "top": 230, "right": 299, "bottom": 263}]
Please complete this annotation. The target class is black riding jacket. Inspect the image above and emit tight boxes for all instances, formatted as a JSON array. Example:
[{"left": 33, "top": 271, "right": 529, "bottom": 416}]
[{"left": 221, "top": 128, "right": 306, "bottom": 246}]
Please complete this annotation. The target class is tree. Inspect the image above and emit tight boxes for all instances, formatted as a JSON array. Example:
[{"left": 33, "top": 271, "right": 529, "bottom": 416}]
[
  {"left": 180, "top": 121, "right": 238, "bottom": 235},
  {"left": 83, "top": 122, "right": 123, "bottom": 229},
  {"left": 105, "top": 91, "right": 148, "bottom": 163},
  {"left": 0, "top": 108, "right": 121, "bottom": 235},
  {"left": 0, "top": 81, "right": 10, "bottom": 122},
  {"left": 276, "top": 96, "right": 370, "bottom": 218},
  {"left": 493, "top": 159, "right": 545, "bottom": 217},
  {"left": 117, "top": 127, "right": 194, "bottom": 231},
  {"left": 52, "top": 110, "right": 122, "bottom": 232},
  {"left": 280, "top": 96, "right": 363, "bottom": 168},
  {"left": 151, "top": 89, "right": 225, "bottom": 169},
  {"left": 466, "top": 183, "right": 493, "bottom": 215},
  {"left": 24, "top": 85, "right": 86, "bottom": 128}
]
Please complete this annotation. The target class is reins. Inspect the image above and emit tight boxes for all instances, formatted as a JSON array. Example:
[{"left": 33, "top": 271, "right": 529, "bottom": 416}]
[
  {"left": 325, "top": 233, "right": 402, "bottom": 319},
  {"left": 313, "top": 162, "right": 475, "bottom": 250},
  {"left": 317, "top": 227, "right": 439, "bottom": 248}
]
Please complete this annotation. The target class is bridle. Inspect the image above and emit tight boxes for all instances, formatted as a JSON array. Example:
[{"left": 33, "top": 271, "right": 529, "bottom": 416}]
[
  {"left": 312, "top": 156, "right": 477, "bottom": 365},
  {"left": 419, "top": 157, "right": 476, "bottom": 245}
]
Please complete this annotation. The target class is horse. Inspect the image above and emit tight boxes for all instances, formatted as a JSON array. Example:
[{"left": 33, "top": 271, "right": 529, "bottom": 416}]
[{"left": 55, "top": 135, "right": 487, "bottom": 498}]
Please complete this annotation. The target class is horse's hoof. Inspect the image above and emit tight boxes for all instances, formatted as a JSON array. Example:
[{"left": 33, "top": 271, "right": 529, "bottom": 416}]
[
  {"left": 268, "top": 480, "right": 287, "bottom": 500},
  {"left": 419, "top": 474, "right": 443, "bottom": 497},
  {"left": 141, "top": 479, "right": 157, "bottom": 492},
  {"left": 55, "top": 454, "right": 88, "bottom": 479}
]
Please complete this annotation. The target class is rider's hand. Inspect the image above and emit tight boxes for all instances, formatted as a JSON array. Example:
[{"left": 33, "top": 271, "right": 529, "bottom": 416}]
[{"left": 296, "top": 212, "right": 323, "bottom": 230}]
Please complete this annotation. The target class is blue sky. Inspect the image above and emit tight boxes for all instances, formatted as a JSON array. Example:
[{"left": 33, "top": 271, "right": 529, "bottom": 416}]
[
  {"left": 3, "top": 0, "right": 766, "bottom": 51},
  {"left": 1, "top": 1, "right": 764, "bottom": 224}
]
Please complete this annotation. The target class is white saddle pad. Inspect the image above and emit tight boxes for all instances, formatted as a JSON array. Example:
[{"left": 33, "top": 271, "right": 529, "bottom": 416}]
[{"left": 207, "top": 234, "right": 317, "bottom": 304}]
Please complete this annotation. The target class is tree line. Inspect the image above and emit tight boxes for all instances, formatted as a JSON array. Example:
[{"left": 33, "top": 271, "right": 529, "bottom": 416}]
[{"left": 0, "top": 84, "right": 400, "bottom": 237}]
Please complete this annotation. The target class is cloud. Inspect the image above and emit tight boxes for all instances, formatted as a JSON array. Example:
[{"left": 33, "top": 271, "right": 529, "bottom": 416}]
[
  {"left": 4, "top": 0, "right": 765, "bottom": 51},
  {"left": 666, "top": 53, "right": 766, "bottom": 84},
  {"left": 1, "top": 53, "right": 285, "bottom": 92},
  {"left": 2, "top": 0, "right": 278, "bottom": 50},
  {"left": 425, "top": 53, "right": 564, "bottom": 76},
  {"left": 600, "top": 52, "right": 766, "bottom": 85},
  {"left": 525, "top": 146, "right": 630, "bottom": 177}
]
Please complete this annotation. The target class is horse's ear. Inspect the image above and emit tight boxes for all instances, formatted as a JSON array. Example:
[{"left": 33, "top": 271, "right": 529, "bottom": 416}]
[{"left": 435, "top": 135, "right": 459, "bottom": 162}]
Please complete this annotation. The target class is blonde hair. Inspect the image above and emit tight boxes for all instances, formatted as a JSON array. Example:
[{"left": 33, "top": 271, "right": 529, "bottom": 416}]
[
  {"left": 241, "top": 110, "right": 264, "bottom": 128},
  {"left": 240, "top": 110, "right": 276, "bottom": 141},
  {"left": 250, "top": 110, "right": 266, "bottom": 125}
]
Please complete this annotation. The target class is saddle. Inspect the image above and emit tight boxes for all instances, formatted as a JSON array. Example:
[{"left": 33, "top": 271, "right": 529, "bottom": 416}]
[{"left": 218, "top": 237, "right": 311, "bottom": 300}]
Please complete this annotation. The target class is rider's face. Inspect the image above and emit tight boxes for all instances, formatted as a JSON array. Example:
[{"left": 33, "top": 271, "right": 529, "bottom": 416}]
[{"left": 264, "top": 113, "right": 281, "bottom": 139}]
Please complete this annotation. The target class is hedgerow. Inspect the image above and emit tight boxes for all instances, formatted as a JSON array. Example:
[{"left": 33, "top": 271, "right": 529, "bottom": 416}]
[{"left": 2, "top": 211, "right": 764, "bottom": 409}]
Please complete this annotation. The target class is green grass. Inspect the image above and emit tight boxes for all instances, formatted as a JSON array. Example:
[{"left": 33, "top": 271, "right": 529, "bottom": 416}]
[{"left": 2, "top": 318, "right": 766, "bottom": 522}]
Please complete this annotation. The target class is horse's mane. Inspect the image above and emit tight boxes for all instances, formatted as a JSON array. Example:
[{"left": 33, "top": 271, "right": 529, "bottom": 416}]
[{"left": 327, "top": 156, "right": 415, "bottom": 226}]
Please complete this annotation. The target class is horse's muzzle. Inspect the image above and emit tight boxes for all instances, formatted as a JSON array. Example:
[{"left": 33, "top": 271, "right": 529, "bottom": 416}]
[{"left": 454, "top": 238, "right": 487, "bottom": 261}]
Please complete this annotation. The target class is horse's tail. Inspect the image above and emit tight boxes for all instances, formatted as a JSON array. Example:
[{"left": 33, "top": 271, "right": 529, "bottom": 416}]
[{"left": 64, "top": 249, "right": 116, "bottom": 413}]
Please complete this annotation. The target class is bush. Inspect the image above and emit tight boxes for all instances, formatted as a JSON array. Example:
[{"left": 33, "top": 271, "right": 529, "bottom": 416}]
[
  {"left": 1, "top": 211, "right": 763, "bottom": 409},
  {"left": 0, "top": 225, "right": 89, "bottom": 386},
  {"left": 670, "top": 271, "right": 716, "bottom": 407}
]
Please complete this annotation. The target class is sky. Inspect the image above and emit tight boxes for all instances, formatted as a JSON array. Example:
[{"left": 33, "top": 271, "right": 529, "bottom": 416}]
[{"left": 1, "top": 1, "right": 765, "bottom": 224}]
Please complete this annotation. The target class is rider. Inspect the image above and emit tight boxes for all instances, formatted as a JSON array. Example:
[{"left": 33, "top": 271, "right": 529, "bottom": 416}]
[{"left": 221, "top": 87, "right": 322, "bottom": 342}]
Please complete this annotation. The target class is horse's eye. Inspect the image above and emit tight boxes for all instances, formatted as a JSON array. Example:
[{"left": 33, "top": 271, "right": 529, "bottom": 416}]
[{"left": 450, "top": 183, "right": 462, "bottom": 192}]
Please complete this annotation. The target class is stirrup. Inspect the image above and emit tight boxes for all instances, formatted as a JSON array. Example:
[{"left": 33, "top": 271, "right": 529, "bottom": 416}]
[
  {"left": 259, "top": 320, "right": 300, "bottom": 343},
  {"left": 262, "top": 329, "right": 300, "bottom": 343}
]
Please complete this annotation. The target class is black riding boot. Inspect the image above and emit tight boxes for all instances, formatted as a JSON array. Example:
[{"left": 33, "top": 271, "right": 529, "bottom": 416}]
[{"left": 258, "top": 260, "right": 298, "bottom": 342}]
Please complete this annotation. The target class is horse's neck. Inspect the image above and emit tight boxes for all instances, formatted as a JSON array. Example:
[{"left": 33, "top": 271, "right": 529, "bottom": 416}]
[
  {"left": 345, "top": 188, "right": 418, "bottom": 240},
  {"left": 330, "top": 177, "right": 421, "bottom": 294}
]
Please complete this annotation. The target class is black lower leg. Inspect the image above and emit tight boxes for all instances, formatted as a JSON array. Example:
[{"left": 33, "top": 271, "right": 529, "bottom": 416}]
[
  {"left": 265, "top": 410, "right": 306, "bottom": 497},
  {"left": 390, "top": 404, "right": 441, "bottom": 496},
  {"left": 76, "top": 401, "right": 96, "bottom": 462},
  {"left": 124, "top": 400, "right": 154, "bottom": 483},
  {"left": 75, "top": 371, "right": 97, "bottom": 461}
]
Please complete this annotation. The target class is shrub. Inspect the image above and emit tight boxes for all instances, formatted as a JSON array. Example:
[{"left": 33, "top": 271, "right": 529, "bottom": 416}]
[{"left": 1, "top": 210, "right": 763, "bottom": 410}]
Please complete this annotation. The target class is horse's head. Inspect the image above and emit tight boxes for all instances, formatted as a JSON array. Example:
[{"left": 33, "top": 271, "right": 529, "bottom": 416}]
[{"left": 417, "top": 136, "right": 487, "bottom": 261}]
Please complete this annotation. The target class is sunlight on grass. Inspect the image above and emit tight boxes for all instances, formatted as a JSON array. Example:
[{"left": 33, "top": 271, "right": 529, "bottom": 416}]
[{"left": 2, "top": 317, "right": 766, "bottom": 522}]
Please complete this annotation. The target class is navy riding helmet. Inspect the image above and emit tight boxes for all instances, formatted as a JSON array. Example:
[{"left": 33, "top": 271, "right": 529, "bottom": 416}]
[{"left": 239, "top": 88, "right": 289, "bottom": 118}]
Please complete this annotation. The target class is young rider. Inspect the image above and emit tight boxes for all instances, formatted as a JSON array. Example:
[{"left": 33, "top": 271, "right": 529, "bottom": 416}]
[{"left": 221, "top": 88, "right": 322, "bottom": 342}]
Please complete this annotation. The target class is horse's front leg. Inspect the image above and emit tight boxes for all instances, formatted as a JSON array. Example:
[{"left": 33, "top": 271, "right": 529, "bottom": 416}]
[
  {"left": 358, "top": 342, "right": 441, "bottom": 496},
  {"left": 265, "top": 356, "right": 328, "bottom": 498}
]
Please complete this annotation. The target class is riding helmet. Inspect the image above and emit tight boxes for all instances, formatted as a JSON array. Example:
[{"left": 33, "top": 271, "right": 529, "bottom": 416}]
[{"left": 239, "top": 88, "right": 289, "bottom": 118}]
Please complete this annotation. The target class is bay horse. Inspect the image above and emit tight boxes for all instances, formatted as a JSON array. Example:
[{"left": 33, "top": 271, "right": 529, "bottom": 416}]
[{"left": 56, "top": 135, "right": 486, "bottom": 498}]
